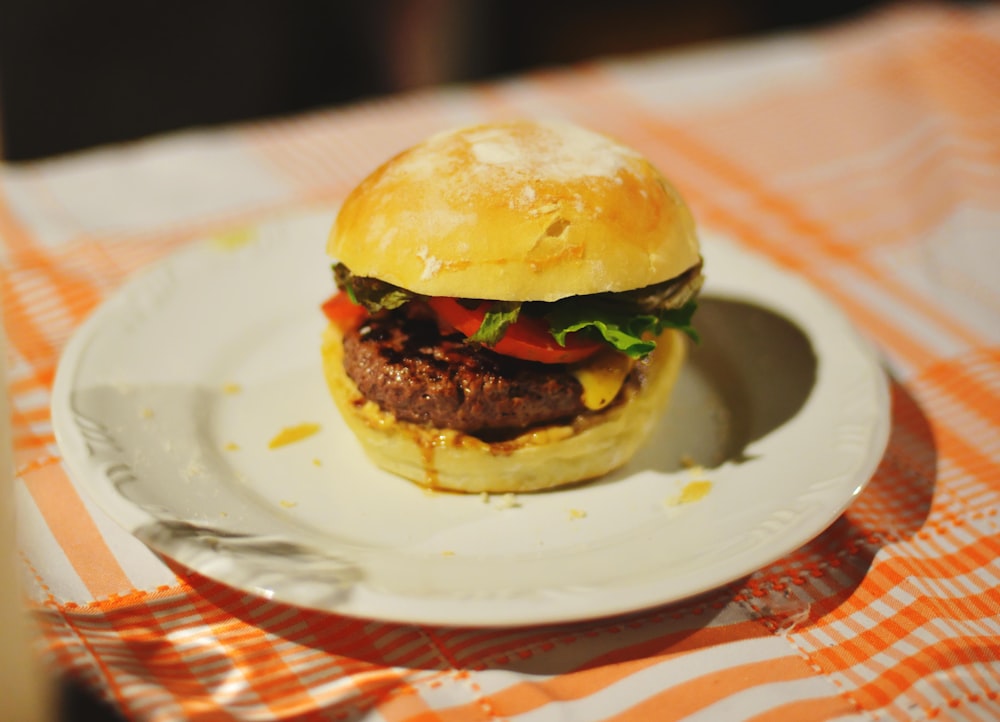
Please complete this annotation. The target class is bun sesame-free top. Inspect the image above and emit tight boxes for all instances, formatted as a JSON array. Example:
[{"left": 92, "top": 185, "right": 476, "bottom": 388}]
[{"left": 328, "top": 120, "right": 701, "bottom": 302}]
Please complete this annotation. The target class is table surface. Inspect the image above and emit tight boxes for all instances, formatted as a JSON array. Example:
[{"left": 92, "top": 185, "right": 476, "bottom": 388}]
[{"left": 3, "top": 4, "right": 999, "bottom": 721}]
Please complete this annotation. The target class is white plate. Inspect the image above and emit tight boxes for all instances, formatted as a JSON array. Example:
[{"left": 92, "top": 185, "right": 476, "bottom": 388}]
[{"left": 52, "top": 212, "right": 890, "bottom": 627}]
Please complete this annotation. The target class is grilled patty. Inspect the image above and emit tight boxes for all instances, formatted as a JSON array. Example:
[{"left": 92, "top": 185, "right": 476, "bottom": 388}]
[{"left": 341, "top": 305, "right": 587, "bottom": 438}]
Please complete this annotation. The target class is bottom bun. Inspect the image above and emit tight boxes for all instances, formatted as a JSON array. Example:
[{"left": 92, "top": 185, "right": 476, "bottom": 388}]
[{"left": 321, "top": 323, "right": 686, "bottom": 493}]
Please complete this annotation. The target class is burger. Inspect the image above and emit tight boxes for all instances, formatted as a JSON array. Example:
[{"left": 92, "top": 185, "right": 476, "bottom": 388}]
[{"left": 320, "top": 120, "right": 703, "bottom": 493}]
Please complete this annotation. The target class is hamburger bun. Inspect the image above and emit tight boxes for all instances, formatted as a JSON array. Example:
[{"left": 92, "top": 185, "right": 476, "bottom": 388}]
[{"left": 328, "top": 120, "right": 700, "bottom": 301}]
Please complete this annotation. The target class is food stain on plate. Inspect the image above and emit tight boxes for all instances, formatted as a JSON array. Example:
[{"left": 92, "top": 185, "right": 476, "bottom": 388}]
[
  {"left": 268, "top": 423, "right": 321, "bottom": 449},
  {"left": 666, "top": 455, "right": 714, "bottom": 507},
  {"left": 677, "top": 480, "right": 712, "bottom": 504},
  {"left": 211, "top": 228, "right": 255, "bottom": 251}
]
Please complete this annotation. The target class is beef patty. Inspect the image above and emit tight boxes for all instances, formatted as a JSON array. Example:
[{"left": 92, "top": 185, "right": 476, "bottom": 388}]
[{"left": 341, "top": 305, "right": 588, "bottom": 438}]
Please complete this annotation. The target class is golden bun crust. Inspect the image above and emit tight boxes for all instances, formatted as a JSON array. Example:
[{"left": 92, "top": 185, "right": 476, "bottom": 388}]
[
  {"left": 328, "top": 120, "right": 700, "bottom": 301},
  {"left": 321, "top": 323, "right": 686, "bottom": 493}
]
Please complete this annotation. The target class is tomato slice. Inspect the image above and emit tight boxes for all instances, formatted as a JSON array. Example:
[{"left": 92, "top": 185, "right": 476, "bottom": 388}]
[
  {"left": 321, "top": 291, "right": 368, "bottom": 332},
  {"left": 426, "top": 297, "right": 601, "bottom": 364}
]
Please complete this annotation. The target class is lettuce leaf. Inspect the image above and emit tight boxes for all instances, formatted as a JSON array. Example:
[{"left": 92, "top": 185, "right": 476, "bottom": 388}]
[
  {"left": 332, "top": 262, "right": 700, "bottom": 359},
  {"left": 545, "top": 300, "right": 699, "bottom": 359},
  {"left": 467, "top": 302, "right": 521, "bottom": 345},
  {"left": 334, "top": 263, "right": 413, "bottom": 311}
]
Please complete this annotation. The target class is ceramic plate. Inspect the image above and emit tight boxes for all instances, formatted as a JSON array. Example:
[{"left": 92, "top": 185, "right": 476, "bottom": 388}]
[{"left": 52, "top": 212, "right": 890, "bottom": 627}]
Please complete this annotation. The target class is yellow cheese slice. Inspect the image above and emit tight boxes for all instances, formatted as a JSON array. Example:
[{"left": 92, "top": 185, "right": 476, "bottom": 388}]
[{"left": 570, "top": 349, "right": 635, "bottom": 410}]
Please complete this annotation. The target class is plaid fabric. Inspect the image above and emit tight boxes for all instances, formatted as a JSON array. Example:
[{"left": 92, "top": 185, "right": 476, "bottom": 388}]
[{"left": 3, "top": 4, "right": 999, "bottom": 720}]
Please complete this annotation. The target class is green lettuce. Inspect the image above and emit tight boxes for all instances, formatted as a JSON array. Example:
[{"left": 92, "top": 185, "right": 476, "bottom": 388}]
[
  {"left": 467, "top": 302, "right": 521, "bottom": 345},
  {"left": 545, "top": 300, "right": 699, "bottom": 359},
  {"left": 334, "top": 263, "right": 413, "bottom": 311},
  {"left": 465, "top": 299, "right": 698, "bottom": 358},
  {"left": 332, "top": 262, "right": 701, "bottom": 360}
]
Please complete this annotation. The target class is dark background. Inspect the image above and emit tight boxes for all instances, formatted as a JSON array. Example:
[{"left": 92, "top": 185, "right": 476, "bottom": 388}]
[{"left": 0, "top": 0, "right": 898, "bottom": 162}]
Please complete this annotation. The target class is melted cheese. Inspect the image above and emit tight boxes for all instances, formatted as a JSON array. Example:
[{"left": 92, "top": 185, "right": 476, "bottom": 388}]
[{"left": 570, "top": 349, "right": 635, "bottom": 410}]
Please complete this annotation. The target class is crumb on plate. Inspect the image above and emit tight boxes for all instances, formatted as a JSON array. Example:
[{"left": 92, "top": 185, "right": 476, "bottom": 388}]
[{"left": 494, "top": 493, "right": 520, "bottom": 510}]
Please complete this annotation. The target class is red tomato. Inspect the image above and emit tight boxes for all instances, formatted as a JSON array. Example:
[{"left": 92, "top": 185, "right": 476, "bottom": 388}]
[
  {"left": 426, "top": 297, "right": 601, "bottom": 364},
  {"left": 321, "top": 291, "right": 368, "bottom": 331}
]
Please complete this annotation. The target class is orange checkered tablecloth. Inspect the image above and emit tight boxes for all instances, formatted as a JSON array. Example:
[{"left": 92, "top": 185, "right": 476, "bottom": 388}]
[{"left": 3, "top": 4, "right": 999, "bottom": 721}]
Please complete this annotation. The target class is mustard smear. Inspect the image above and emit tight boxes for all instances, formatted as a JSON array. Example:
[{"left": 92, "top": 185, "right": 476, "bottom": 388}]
[
  {"left": 679, "top": 480, "right": 713, "bottom": 504},
  {"left": 268, "top": 423, "right": 321, "bottom": 449}
]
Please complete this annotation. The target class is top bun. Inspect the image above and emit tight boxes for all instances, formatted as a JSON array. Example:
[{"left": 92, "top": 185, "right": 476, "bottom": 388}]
[{"left": 328, "top": 120, "right": 700, "bottom": 301}]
